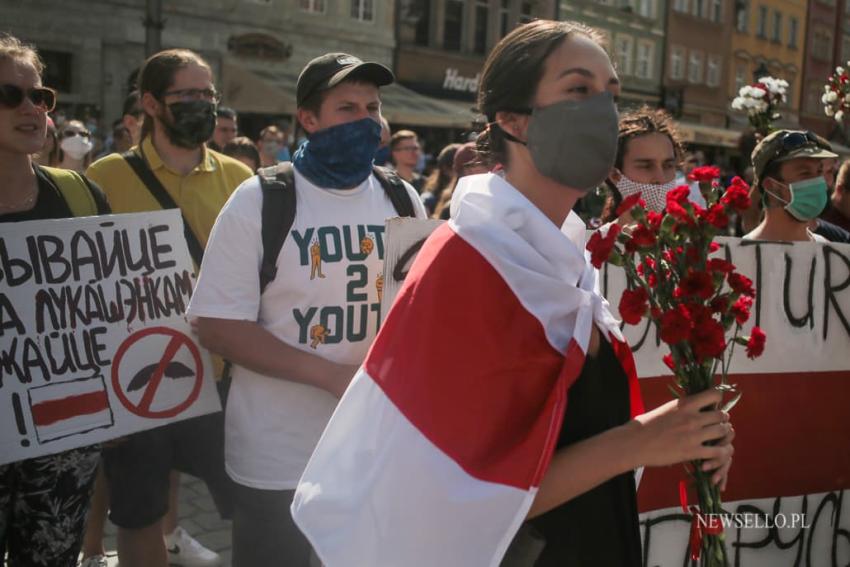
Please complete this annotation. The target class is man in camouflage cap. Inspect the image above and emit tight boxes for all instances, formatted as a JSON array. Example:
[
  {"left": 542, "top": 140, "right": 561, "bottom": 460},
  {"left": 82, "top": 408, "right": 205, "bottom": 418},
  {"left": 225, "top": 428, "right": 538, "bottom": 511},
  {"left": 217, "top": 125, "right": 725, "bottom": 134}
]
[{"left": 745, "top": 129, "right": 837, "bottom": 242}]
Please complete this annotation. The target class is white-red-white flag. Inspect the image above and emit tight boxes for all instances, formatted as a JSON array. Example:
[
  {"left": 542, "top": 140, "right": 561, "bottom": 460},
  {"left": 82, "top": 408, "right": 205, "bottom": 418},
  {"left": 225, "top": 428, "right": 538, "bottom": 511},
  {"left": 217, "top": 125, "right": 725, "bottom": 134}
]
[{"left": 292, "top": 173, "right": 644, "bottom": 566}]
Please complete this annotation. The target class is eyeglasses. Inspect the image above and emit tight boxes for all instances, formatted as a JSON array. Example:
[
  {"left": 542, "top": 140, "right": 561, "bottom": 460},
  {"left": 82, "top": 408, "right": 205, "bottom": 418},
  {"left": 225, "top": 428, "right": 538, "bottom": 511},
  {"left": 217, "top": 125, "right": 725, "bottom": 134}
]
[
  {"left": 161, "top": 88, "right": 221, "bottom": 103},
  {"left": 61, "top": 129, "right": 91, "bottom": 139},
  {"left": 0, "top": 84, "right": 57, "bottom": 111}
]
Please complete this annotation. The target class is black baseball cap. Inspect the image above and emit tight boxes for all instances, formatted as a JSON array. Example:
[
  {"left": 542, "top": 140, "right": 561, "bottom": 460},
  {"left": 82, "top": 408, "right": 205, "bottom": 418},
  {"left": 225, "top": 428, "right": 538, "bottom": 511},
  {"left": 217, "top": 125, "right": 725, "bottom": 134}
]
[{"left": 296, "top": 53, "right": 394, "bottom": 107}]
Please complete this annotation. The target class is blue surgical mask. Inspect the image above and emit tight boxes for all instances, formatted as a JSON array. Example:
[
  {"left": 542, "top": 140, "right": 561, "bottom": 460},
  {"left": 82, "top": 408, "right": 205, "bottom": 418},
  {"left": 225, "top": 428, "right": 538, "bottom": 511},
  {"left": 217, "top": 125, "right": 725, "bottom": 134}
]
[
  {"left": 293, "top": 117, "right": 381, "bottom": 189},
  {"left": 765, "top": 176, "right": 829, "bottom": 221}
]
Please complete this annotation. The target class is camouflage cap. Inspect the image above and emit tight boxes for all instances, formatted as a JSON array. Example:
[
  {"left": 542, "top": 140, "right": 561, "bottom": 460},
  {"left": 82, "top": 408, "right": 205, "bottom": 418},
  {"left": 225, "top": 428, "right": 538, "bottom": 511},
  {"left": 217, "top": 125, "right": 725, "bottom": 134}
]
[{"left": 751, "top": 130, "right": 838, "bottom": 188}]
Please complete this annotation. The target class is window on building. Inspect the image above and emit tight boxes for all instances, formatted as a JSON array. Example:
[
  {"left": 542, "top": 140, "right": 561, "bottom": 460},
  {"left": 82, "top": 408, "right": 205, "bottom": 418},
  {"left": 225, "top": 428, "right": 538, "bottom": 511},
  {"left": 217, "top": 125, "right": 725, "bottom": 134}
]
[
  {"left": 615, "top": 34, "right": 634, "bottom": 76},
  {"left": 670, "top": 46, "right": 686, "bottom": 80},
  {"left": 636, "top": 40, "right": 654, "bottom": 79},
  {"left": 843, "top": 35, "right": 850, "bottom": 62},
  {"left": 735, "top": 0, "right": 748, "bottom": 31},
  {"left": 735, "top": 63, "right": 747, "bottom": 92},
  {"left": 772, "top": 11, "right": 782, "bottom": 42},
  {"left": 691, "top": 0, "right": 704, "bottom": 17},
  {"left": 520, "top": 1, "right": 533, "bottom": 23},
  {"left": 499, "top": 0, "right": 510, "bottom": 38},
  {"left": 351, "top": 0, "right": 374, "bottom": 21},
  {"left": 789, "top": 16, "right": 798, "bottom": 48},
  {"left": 785, "top": 75, "right": 794, "bottom": 106},
  {"left": 299, "top": 0, "right": 325, "bottom": 13},
  {"left": 474, "top": 0, "right": 489, "bottom": 54},
  {"left": 706, "top": 54, "right": 722, "bottom": 87},
  {"left": 637, "top": 0, "right": 654, "bottom": 18},
  {"left": 711, "top": 0, "right": 722, "bottom": 21},
  {"left": 444, "top": 0, "right": 464, "bottom": 51},
  {"left": 673, "top": 0, "right": 688, "bottom": 12},
  {"left": 41, "top": 51, "right": 73, "bottom": 93},
  {"left": 805, "top": 81, "right": 823, "bottom": 114},
  {"left": 756, "top": 5, "right": 767, "bottom": 37},
  {"left": 813, "top": 28, "right": 834, "bottom": 60},
  {"left": 688, "top": 50, "right": 704, "bottom": 83}
]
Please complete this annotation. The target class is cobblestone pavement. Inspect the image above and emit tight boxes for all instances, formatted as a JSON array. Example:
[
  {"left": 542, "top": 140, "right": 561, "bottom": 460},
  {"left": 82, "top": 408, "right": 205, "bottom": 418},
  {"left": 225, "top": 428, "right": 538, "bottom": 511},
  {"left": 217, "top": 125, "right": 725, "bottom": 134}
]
[{"left": 96, "top": 474, "right": 232, "bottom": 567}]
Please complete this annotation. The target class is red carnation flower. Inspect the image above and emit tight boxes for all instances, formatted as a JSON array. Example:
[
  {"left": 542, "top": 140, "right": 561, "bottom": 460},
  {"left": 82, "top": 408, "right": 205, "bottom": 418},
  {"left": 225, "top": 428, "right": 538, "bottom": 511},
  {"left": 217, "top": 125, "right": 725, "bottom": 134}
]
[
  {"left": 731, "top": 295, "right": 753, "bottom": 325},
  {"left": 746, "top": 326, "right": 767, "bottom": 358},
  {"left": 688, "top": 166, "right": 721, "bottom": 183},
  {"left": 616, "top": 193, "right": 645, "bottom": 217},
  {"left": 709, "top": 242, "right": 721, "bottom": 253},
  {"left": 663, "top": 353, "right": 675, "bottom": 371},
  {"left": 619, "top": 287, "right": 649, "bottom": 325},
  {"left": 710, "top": 296, "right": 729, "bottom": 314},
  {"left": 646, "top": 210, "right": 663, "bottom": 231},
  {"left": 667, "top": 185, "right": 691, "bottom": 206},
  {"left": 721, "top": 180, "right": 752, "bottom": 212},
  {"left": 728, "top": 272, "right": 755, "bottom": 297},
  {"left": 707, "top": 258, "right": 735, "bottom": 274},
  {"left": 630, "top": 224, "right": 657, "bottom": 249},
  {"left": 678, "top": 270, "right": 715, "bottom": 300},
  {"left": 667, "top": 200, "right": 690, "bottom": 221},
  {"left": 691, "top": 316, "right": 727, "bottom": 361},
  {"left": 705, "top": 203, "right": 729, "bottom": 229},
  {"left": 660, "top": 305, "right": 692, "bottom": 344},
  {"left": 587, "top": 224, "right": 621, "bottom": 269}
]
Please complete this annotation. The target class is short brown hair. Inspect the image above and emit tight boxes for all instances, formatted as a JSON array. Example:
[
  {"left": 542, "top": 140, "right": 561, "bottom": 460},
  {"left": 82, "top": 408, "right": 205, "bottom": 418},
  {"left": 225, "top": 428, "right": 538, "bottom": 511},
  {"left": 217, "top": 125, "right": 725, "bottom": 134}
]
[
  {"left": 0, "top": 33, "right": 44, "bottom": 75},
  {"left": 222, "top": 136, "right": 261, "bottom": 171},
  {"left": 389, "top": 130, "right": 418, "bottom": 151},
  {"left": 258, "top": 125, "right": 282, "bottom": 141},
  {"left": 137, "top": 49, "right": 213, "bottom": 139}
]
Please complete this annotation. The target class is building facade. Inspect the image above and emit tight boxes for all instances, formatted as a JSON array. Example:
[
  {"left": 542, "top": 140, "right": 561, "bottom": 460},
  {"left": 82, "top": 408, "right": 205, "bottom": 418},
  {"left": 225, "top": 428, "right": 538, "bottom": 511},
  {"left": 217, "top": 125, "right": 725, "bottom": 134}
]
[
  {"left": 2, "top": 0, "right": 398, "bottom": 137},
  {"left": 559, "top": 0, "right": 666, "bottom": 108},
  {"left": 728, "top": 0, "right": 806, "bottom": 131}
]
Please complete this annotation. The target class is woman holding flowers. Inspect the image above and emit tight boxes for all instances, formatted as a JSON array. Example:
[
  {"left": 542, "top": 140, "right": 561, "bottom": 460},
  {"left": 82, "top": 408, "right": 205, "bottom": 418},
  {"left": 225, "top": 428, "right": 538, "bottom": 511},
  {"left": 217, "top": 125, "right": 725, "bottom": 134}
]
[{"left": 291, "top": 20, "right": 734, "bottom": 567}]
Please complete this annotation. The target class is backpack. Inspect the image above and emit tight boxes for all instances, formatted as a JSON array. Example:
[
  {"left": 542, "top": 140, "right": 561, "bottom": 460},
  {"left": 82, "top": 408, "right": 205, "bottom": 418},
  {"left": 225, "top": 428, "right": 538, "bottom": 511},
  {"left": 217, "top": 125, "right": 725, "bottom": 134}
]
[
  {"left": 41, "top": 166, "right": 99, "bottom": 217},
  {"left": 257, "top": 163, "right": 416, "bottom": 293}
]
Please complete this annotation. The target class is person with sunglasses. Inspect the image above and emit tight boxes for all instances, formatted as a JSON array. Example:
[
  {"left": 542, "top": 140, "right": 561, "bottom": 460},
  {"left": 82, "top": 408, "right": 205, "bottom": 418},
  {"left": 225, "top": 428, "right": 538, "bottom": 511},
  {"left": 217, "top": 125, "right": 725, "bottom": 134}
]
[
  {"left": 746, "top": 129, "right": 838, "bottom": 242},
  {"left": 86, "top": 48, "right": 251, "bottom": 567},
  {"left": 0, "top": 33, "right": 111, "bottom": 567},
  {"left": 57, "top": 119, "right": 94, "bottom": 173}
]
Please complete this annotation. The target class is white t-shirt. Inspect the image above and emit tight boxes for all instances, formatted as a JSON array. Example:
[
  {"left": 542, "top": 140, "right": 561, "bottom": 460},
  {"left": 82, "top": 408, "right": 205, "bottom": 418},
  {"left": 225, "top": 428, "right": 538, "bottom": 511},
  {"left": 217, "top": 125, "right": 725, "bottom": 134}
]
[{"left": 188, "top": 168, "right": 426, "bottom": 489}]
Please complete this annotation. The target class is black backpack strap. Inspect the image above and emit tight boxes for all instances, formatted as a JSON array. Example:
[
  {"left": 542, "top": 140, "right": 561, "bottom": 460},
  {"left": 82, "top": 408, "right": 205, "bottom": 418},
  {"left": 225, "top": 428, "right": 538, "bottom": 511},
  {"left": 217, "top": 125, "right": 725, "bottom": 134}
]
[
  {"left": 121, "top": 151, "right": 205, "bottom": 266},
  {"left": 372, "top": 166, "right": 416, "bottom": 218},
  {"left": 258, "top": 162, "right": 297, "bottom": 294}
]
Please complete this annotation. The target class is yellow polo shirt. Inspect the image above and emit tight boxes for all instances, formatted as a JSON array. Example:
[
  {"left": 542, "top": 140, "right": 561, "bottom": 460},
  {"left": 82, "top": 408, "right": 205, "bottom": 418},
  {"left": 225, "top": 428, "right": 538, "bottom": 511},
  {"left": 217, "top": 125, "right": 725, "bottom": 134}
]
[
  {"left": 87, "top": 136, "right": 252, "bottom": 248},
  {"left": 87, "top": 137, "right": 252, "bottom": 379}
]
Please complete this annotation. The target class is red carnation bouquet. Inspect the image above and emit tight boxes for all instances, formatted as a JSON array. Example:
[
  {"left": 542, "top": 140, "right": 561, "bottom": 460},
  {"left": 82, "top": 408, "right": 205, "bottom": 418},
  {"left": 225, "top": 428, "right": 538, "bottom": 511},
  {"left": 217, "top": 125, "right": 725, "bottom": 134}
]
[{"left": 587, "top": 167, "right": 766, "bottom": 567}]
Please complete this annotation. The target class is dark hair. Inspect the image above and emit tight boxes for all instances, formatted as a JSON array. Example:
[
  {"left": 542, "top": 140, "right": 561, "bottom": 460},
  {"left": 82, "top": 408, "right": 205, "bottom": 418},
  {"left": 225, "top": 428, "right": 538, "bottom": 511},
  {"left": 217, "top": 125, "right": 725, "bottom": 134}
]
[
  {"left": 601, "top": 106, "right": 685, "bottom": 221},
  {"left": 258, "top": 124, "right": 282, "bottom": 141},
  {"left": 423, "top": 143, "right": 460, "bottom": 200},
  {"left": 122, "top": 90, "right": 141, "bottom": 118},
  {"left": 137, "top": 49, "right": 212, "bottom": 140},
  {"left": 0, "top": 33, "right": 44, "bottom": 75},
  {"left": 222, "top": 136, "right": 261, "bottom": 171},
  {"left": 217, "top": 106, "right": 237, "bottom": 121},
  {"left": 476, "top": 20, "right": 605, "bottom": 167}
]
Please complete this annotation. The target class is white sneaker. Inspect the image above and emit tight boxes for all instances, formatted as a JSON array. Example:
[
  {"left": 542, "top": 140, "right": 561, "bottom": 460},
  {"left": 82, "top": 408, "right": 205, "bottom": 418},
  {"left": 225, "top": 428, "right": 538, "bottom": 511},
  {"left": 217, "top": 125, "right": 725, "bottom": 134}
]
[
  {"left": 79, "top": 556, "right": 109, "bottom": 567},
  {"left": 165, "top": 526, "right": 222, "bottom": 567}
]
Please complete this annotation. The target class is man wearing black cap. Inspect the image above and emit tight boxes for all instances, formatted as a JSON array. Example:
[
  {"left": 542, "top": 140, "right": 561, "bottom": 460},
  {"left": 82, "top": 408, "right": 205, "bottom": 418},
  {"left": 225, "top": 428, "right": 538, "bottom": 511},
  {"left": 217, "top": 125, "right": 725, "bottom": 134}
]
[
  {"left": 745, "top": 129, "right": 837, "bottom": 242},
  {"left": 187, "top": 53, "right": 426, "bottom": 566}
]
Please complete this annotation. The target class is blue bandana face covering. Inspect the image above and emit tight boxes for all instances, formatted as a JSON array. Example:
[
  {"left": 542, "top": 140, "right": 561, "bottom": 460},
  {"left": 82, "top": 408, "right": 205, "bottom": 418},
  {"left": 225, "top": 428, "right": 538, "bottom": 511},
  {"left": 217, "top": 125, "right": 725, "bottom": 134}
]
[{"left": 293, "top": 117, "right": 382, "bottom": 189}]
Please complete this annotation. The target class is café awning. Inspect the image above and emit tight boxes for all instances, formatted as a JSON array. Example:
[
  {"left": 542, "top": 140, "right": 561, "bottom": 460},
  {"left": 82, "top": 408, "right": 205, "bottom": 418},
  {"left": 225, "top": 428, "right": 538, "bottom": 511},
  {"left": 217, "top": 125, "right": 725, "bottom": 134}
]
[
  {"left": 676, "top": 121, "right": 742, "bottom": 149},
  {"left": 222, "top": 59, "right": 476, "bottom": 128}
]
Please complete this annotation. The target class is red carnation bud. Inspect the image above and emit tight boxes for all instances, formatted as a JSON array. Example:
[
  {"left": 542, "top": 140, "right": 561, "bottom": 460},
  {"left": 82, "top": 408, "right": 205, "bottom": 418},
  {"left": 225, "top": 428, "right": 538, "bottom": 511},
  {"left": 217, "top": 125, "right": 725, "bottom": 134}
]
[
  {"left": 746, "top": 326, "right": 767, "bottom": 358},
  {"left": 619, "top": 287, "right": 649, "bottom": 325}
]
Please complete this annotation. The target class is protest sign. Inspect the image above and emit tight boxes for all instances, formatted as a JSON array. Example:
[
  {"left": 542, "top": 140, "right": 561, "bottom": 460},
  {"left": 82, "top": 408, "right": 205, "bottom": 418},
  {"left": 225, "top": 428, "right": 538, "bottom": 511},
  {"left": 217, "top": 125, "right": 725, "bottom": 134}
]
[
  {"left": 0, "top": 210, "right": 221, "bottom": 465},
  {"left": 382, "top": 217, "right": 850, "bottom": 565}
]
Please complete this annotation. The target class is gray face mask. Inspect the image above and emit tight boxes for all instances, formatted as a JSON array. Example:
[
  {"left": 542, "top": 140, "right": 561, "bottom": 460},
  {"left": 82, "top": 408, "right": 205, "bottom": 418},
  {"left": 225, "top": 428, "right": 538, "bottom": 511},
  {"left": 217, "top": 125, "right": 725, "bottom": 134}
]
[{"left": 502, "top": 91, "right": 619, "bottom": 192}]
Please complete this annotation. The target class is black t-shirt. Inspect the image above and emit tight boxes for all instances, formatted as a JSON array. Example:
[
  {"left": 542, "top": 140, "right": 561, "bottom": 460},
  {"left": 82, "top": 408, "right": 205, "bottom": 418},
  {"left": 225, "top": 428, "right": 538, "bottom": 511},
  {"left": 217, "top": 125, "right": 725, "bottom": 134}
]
[
  {"left": 814, "top": 218, "right": 850, "bottom": 243},
  {"left": 0, "top": 166, "right": 110, "bottom": 223}
]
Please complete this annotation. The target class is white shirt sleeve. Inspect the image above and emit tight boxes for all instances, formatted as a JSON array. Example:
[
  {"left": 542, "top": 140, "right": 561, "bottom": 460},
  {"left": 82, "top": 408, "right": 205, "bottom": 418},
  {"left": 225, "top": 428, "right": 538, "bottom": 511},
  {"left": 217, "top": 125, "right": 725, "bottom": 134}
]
[{"left": 187, "top": 179, "right": 264, "bottom": 321}]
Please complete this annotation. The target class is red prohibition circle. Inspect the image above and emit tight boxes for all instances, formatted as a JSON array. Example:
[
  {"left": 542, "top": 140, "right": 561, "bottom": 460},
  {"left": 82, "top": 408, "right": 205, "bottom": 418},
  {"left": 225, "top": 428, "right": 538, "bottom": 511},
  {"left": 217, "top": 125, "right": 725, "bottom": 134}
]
[{"left": 111, "top": 326, "right": 204, "bottom": 419}]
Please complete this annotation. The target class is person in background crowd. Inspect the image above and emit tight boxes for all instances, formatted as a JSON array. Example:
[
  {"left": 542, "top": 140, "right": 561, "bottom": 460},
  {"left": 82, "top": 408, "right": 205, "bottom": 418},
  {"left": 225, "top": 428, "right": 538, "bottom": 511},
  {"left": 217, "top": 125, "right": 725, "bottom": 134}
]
[
  {"left": 734, "top": 165, "right": 762, "bottom": 236},
  {"left": 223, "top": 136, "right": 261, "bottom": 172},
  {"left": 374, "top": 115, "right": 391, "bottom": 166},
  {"left": 276, "top": 121, "right": 292, "bottom": 162},
  {"left": 390, "top": 129, "right": 425, "bottom": 191},
  {"left": 433, "top": 141, "right": 489, "bottom": 220},
  {"left": 33, "top": 114, "right": 58, "bottom": 166},
  {"left": 0, "top": 33, "right": 110, "bottom": 567},
  {"left": 189, "top": 51, "right": 426, "bottom": 567},
  {"left": 822, "top": 159, "right": 850, "bottom": 232},
  {"left": 121, "top": 90, "right": 144, "bottom": 146},
  {"left": 420, "top": 142, "right": 459, "bottom": 215},
  {"left": 86, "top": 48, "right": 252, "bottom": 567},
  {"left": 808, "top": 139, "right": 850, "bottom": 242},
  {"left": 111, "top": 122, "right": 133, "bottom": 154},
  {"left": 57, "top": 119, "right": 94, "bottom": 172},
  {"left": 257, "top": 124, "right": 285, "bottom": 168},
  {"left": 208, "top": 106, "right": 237, "bottom": 152},
  {"left": 745, "top": 129, "right": 837, "bottom": 242},
  {"left": 601, "top": 106, "right": 684, "bottom": 223}
]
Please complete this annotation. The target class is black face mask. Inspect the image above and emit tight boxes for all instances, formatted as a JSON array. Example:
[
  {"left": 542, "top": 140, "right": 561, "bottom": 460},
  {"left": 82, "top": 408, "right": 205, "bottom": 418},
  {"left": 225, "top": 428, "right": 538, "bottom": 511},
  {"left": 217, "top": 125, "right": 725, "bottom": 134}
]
[{"left": 160, "top": 100, "right": 216, "bottom": 149}]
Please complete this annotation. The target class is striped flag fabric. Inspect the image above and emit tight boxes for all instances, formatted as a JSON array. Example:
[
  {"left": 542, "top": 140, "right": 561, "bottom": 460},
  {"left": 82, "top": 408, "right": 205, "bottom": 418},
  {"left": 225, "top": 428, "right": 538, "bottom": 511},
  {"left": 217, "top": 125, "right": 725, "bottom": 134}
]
[
  {"left": 292, "top": 173, "right": 644, "bottom": 566},
  {"left": 28, "top": 375, "right": 113, "bottom": 444}
]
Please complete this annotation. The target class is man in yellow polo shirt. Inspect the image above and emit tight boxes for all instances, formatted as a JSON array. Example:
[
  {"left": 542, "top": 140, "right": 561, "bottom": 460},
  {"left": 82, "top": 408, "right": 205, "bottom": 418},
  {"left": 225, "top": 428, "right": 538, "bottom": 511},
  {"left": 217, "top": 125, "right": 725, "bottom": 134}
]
[{"left": 86, "top": 48, "right": 251, "bottom": 567}]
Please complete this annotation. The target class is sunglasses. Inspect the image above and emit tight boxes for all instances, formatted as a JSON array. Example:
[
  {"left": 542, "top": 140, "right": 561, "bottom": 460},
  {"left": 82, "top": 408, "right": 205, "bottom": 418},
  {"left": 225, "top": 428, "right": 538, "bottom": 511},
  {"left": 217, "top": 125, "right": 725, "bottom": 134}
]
[
  {"left": 62, "top": 129, "right": 91, "bottom": 139},
  {"left": 775, "top": 131, "right": 819, "bottom": 156},
  {"left": 0, "top": 84, "right": 57, "bottom": 111}
]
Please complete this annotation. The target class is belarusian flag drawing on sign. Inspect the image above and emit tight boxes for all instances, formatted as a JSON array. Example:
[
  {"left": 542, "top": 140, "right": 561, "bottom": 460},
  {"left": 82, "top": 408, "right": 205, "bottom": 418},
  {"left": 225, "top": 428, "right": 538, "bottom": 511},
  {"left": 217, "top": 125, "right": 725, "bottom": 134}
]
[{"left": 27, "top": 376, "right": 114, "bottom": 444}]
